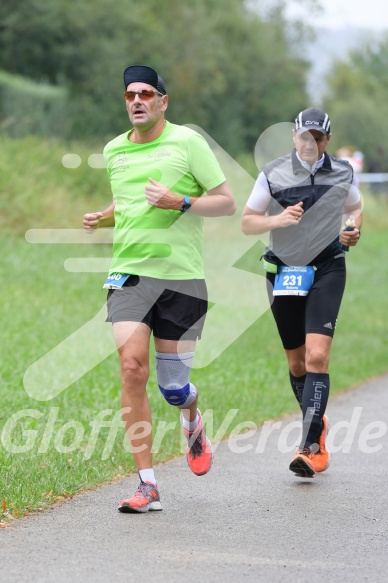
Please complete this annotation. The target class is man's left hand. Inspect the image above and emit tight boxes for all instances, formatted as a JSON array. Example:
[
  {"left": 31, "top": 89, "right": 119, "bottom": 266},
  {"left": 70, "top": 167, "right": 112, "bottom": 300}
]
[
  {"left": 145, "top": 178, "right": 181, "bottom": 210},
  {"left": 339, "top": 227, "right": 361, "bottom": 247}
]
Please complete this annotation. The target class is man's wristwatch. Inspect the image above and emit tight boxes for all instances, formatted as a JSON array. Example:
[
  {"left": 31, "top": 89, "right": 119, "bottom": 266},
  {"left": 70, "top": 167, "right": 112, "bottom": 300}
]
[{"left": 180, "top": 195, "right": 191, "bottom": 213}]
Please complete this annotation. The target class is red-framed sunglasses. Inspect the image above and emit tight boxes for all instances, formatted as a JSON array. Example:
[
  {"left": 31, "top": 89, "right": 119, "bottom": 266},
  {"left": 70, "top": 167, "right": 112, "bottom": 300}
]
[{"left": 124, "top": 89, "right": 163, "bottom": 101}]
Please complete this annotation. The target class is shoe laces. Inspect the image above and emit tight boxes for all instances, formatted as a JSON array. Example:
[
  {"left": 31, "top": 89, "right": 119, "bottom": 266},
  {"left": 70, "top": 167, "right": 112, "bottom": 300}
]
[
  {"left": 298, "top": 447, "right": 313, "bottom": 458},
  {"left": 188, "top": 428, "right": 205, "bottom": 458},
  {"left": 134, "top": 481, "right": 156, "bottom": 499}
]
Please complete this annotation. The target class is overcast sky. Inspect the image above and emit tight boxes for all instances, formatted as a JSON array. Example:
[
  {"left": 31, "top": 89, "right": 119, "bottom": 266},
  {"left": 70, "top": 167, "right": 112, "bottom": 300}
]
[{"left": 287, "top": 0, "right": 388, "bottom": 30}]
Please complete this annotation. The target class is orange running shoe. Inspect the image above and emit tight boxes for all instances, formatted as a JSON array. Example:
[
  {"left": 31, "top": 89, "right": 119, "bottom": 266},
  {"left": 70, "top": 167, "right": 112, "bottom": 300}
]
[
  {"left": 118, "top": 481, "right": 162, "bottom": 513},
  {"left": 289, "top": 447, "right": 316, "bottom": 478},
  {"left": 289, "top": 442, "right": 330, "bottom": 478},
  {"left": 181, "top": 412, "right": 213, "bottom": 476},
  {"left": 316, "top": 414, "right": 330, "bottom": 472}
]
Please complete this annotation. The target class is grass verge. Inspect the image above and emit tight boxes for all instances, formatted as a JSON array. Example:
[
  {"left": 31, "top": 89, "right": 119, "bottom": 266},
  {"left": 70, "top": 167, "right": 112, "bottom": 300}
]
[{"left": 0, "top": 135, "right": 387, "bottom": 522}]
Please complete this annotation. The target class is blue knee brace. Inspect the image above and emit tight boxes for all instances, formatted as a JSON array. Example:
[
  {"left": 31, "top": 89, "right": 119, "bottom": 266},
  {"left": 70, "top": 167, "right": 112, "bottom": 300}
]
[{"left": 155, "top": 352, "right": 197, "bottom": 407}]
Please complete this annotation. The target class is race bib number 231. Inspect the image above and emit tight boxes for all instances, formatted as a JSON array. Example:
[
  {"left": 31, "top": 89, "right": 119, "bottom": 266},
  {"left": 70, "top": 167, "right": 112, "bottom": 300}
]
[{"left": 273, "top": 266, "right": 316, "bottom": 296}]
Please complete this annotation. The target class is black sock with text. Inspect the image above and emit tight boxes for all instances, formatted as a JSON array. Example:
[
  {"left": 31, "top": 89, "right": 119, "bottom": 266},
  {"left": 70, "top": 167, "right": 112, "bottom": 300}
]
[{"left": 301, "top": 373, "right": 329, "bottom": 449}]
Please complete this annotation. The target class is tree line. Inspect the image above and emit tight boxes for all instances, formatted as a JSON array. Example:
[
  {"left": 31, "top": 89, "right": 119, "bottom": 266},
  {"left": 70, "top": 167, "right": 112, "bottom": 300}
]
[
  {"left": 323, "top": 36, "right": 388, "bottom": 172},
  {"left": 1, "top": 0, "right": 388, "bottom": 170},
  {"left": 0, "top": 0, "right": 315, "bottom": 155}
]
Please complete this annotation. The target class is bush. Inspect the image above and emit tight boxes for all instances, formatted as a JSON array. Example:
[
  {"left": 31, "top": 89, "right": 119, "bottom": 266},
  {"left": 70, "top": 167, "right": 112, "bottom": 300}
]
[{"left": 0, "top": 70, "right": 69, "bottom": 138}]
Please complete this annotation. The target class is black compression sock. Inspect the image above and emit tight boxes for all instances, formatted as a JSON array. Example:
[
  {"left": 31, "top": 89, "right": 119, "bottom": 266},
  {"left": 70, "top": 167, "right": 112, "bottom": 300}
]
[{"left": 301, "top": 372, "right": 329, "bottom": 449}]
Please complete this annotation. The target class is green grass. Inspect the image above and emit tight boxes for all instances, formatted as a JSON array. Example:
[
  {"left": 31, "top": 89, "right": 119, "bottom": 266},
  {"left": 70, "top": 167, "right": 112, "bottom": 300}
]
[{"left": 0, "top": 135, "right": 387, "bottom": 522}]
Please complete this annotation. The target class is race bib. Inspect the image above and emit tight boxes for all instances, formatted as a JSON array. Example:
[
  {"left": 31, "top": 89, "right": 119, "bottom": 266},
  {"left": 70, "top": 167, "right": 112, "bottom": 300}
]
[
  {"left": 103, "top": 273, "right": 131, "bottom": 290},
  {"left": 273, "top": 266, "right": 315, "bottom": 296}
]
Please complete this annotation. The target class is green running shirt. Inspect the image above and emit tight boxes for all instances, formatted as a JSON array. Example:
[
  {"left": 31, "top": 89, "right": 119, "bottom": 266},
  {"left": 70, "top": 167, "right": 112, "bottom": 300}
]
[{"left": 103, "top": 121, "right": 225, "bottom": 280}]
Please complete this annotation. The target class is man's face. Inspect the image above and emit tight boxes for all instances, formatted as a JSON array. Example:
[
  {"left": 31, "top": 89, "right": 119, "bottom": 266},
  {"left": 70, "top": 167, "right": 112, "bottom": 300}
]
[
  {"left": 293, "top": 129, "right": 331, "bottom": 165},
  {"left": 125, "top": 82, "right": 168, "bottom": 129}
]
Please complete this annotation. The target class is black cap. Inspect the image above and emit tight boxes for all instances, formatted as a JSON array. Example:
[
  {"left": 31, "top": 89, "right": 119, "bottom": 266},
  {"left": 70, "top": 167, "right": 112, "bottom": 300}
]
[
  {"left": 295, "top": 107, "right": 331, "bottom": 135},
  {"left": 123, "top": 64, "right": 166, "bottom": 95}
]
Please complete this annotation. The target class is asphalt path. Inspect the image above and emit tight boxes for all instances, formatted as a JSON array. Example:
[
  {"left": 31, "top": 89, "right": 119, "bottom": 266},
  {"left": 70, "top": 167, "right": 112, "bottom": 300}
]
[{"left": 1, "top": 374, "right": 387, "bottom": 583}]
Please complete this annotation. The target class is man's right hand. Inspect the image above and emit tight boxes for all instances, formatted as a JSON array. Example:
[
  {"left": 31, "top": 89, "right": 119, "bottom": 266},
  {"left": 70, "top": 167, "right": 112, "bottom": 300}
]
[
  {"left": 83, "top": 212, "right": 104, "bottom": 233},
  {"left": 278, "top": 201, "right": 304, "bottom": 227}
]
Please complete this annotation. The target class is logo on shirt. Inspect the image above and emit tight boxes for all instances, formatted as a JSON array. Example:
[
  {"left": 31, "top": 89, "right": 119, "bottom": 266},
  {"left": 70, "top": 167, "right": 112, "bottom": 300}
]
[
  {"left": 111, "top": 152, "right": 130, "bottom": 173},
  {"left": 147, "top": 149, "right": 171, "bottom": 160}
]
